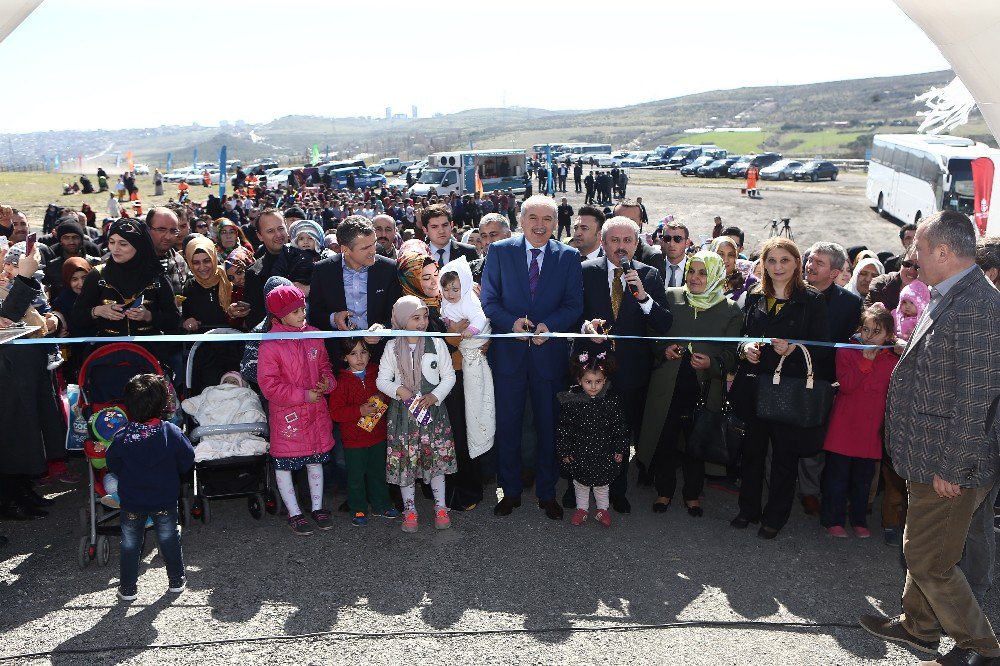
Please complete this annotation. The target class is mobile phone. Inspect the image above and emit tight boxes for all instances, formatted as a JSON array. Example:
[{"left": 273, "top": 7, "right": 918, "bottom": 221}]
[
  {"left": 126, "top": 295, "right": 144, "bottom": 310},
  {"left": 24, "top": 232, "right": 36, "bottom": 256}
]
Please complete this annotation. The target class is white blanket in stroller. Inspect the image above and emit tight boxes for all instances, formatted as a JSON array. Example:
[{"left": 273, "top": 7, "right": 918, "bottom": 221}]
[{"left": 181, "top": 384, "right": 269, "bottom": 462}]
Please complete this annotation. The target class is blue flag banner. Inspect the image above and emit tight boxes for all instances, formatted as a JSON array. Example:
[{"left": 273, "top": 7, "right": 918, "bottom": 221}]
[
  {"left": 545, "top": 145, "right": 554, "bottom": 195},
  {"left": 54, "top": 154, "right": 61, "bottom": 171},
  {"left": 219, "top": 145, "right": 227, "bottom": 198},
  {"left": 193, "top": 148, "right": 198, "bottom": 169},
  {"left": 166, "top": 153, "right": 173, "bottom": 172}
]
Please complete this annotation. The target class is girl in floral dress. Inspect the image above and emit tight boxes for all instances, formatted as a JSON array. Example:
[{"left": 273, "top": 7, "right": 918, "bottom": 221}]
[{"left": 377, "top": 295, "right": 457, "bottom": 534}]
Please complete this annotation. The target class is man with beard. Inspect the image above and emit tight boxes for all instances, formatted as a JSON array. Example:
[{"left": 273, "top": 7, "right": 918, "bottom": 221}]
[
  {"left": 372, "top": 213, "right": 398, "bottom": 259},
  {"left": 575, "top": 216, "right": 672, "bottom": 513},
  {"left": 43, "top": 218, "right": 102, "bottom": 298}
]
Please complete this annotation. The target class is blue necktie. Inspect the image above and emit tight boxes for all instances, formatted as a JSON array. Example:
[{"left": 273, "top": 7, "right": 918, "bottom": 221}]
[{"left": 528, "top": 248, "right": 541, "bottom": 297}]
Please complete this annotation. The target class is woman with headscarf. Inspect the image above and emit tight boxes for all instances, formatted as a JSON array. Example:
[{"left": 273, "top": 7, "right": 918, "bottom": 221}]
[
  {"left": 52, "top": 256, "right": 94, "bottom": 337},
  {"left": 636, "top": 250, "right": 743, "bottom": 518},
  {"left": 72, "top": 218, "right": 179, "bottom": 338},
  {"left": 845, "top": 256, "right": 884, "bottom": 300},
  {"left": 181, "top": 236, "right": 245, "bottom": 333},
  {"left": 711, "top": 236, "right": 758, "bottom": 308},
  {"left": 215, "top": 219, "right": 253, "bottom": 263}
]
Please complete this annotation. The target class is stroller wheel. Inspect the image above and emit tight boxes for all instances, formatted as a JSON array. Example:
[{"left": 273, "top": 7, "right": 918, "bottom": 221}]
[
  {"left": 264, "top": 489, "right": 279, "bottom": 516},
  {"left": 248, "top": 494, "right": 264, "bottom": 520},
  {"left": 191, "top": 498, "right": 204, "bottom": 520},
  {"left": 78, "top": 536, "right": 92, "bottom": 569},
  {"left": 96, "top": 536, "right": 111, "bottom": 567}
]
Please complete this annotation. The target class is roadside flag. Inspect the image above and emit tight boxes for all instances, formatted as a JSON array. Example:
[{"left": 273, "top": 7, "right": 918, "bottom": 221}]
[
  {"left": 475, "top": 170, "right": 484, "bottom": 195},
  {"left": 114, "top": 153, "right": 120, "bottom": 168},
  {"left": 219, "top": 145, "right": 228, "bottom": 198},
  {"left": 312, "top": 144, "right": 320, "bottom": 165},
  {"left": 166, "top": 153, "right": 173, "bottom": 172},
  {"left": 325, "top": 144, "right": 330, "bottom": 160},
  {"left": 193, "top": 148, "right": 198, "bottom": 169},
  {"left": 54, "top": 154, "right": 61, "bottom": 171},
  {"left": 126, "top": 150, "right": 134, "bottom": 172}
]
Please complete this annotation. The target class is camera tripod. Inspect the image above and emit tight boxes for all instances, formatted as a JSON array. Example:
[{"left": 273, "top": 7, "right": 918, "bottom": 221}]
[{"left": 765, "top": 218, "right": 794, "bottom": 241}]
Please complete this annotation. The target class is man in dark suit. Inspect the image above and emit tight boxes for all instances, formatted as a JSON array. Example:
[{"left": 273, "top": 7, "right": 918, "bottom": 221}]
[
  {"left": 799, "top": 242, "right": 862, "bottom": 515},
  {"left": 584, "top": 171, "right": 595, "bottom": 205},
  {"left": 575, "top": 216, "right": 672, "bottom": 513},
  {"left": 421, "top": 204, "right": 477, "bottom": 268},
  {"left": 307, "top": 216, "right": 401, "bottom": 362},
  {"left": 557, "top": 197, "right": 574, "bottom": 241},
  {"left": 481, "top": 195, "right": 584, "bottom": 520},
  {"left": 242, "top": 209, "right": 305, "bottom": 326},
  {"left": 470, "top": 213, "right": 511, "bottom": 284},
  {"left": 571, "top": 206, "right": 606, "bottom": 262},
  {"left": 615, "top": 200, "right": 663, "bottom": 272},
  {"left": 862, "top": 211, "right": 1000, "bottom": 665}
]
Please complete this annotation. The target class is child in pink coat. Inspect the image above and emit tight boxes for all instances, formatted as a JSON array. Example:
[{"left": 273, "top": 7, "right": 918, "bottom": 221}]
[
  {"left": 821, "top": 304, "right": 898, "bottom": 539},
  {"left": 892, "top": 280, "right": 930, "bottom": 341},
  {"left": 257, "top": 285, "right": 337, "bottom": 536}
]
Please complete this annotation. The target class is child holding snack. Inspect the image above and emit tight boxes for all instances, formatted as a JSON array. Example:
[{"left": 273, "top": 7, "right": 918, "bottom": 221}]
[
  {"left": 376, "top": 295, "right": 456, "bottom": 533},
  {"left": 328, "top": 338, "right": 400, "bottom": 526}
]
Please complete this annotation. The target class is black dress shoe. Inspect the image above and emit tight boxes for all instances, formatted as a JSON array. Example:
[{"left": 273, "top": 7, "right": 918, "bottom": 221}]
[
  {"left": 757, "top": 525, "right": 780, "bottom": 540},
  {"left": 652, "top": 500, "right": 671, "bottom": 513},
  {"left": 686, "top": 504, "right": 704, "bottom": 518},
  {"left": 918, "top": 646, "right": 999, "bottom": 665},
  {"left": 21, "top": 489, "right": 55, "bottom": 508},
  {"left": 1, "top": 503, "right": 35, "bottom": 521},
  {"left": 494, "top": 496, "right": 521, "bottom": 516},
  {"left": 611, "top": 496, "right": 631, "bottom": 514},
  {"left": 562, "top": 486, "right": 576, "bottom": 509},
  {"left": 538, "top": 499, "right": 564, "bottom": 520},
  {"left": 730, "top": 515, "right": 759, "bottom": 529}
]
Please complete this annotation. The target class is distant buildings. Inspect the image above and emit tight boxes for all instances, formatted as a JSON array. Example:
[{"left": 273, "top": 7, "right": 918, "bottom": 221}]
[{"left": 412, "top": 105, "right": 418, "bottom": 119}]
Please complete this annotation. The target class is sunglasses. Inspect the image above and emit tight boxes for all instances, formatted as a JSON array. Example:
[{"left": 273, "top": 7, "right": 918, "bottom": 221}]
[
  {"left": 661, "top": 235, "right": 687, "bottom": 244},
  {"left": 901, "top": 260, "right": 919, "bottom": 269}
]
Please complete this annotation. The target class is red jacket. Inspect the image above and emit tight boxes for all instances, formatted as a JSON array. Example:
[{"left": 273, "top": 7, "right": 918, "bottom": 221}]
[
  {"left": 328, "top": 364, "right": 387, "bottom": 448},
  {"left": 823, "top": 347, "right": 898, "bottom": 459}
]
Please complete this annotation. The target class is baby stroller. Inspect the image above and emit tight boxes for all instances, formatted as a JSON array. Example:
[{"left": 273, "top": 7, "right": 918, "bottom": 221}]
[
  {"left": 75, "top": 342, "right": 181, "bottom": 568},
  {"left": 181, "top": 328, "right": 280, "bottom": 524}
]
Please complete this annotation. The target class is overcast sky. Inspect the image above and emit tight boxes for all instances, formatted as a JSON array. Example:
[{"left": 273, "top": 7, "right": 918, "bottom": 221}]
[{"left": 0, "top": 0, "right": 950, "bottom": 133}]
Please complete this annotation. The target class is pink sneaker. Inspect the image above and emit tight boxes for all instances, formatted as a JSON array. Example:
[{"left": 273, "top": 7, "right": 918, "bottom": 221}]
[
  {"left": 826, "top": 526, "right": 849, "bottom": 538},
  {"left": 853, "top": 526, "right": 871, "bottom": 539},
  {"left": 595, "top": 509, "right": 612, "bottom": 528},
  {"left": 570, "top": 509, "right": 589, "bottom": 526},
  {"left": 401, "top": 510, "right": 418, "bottom": 533},
  {"left": 434, "top": 507, "right": 451, "bottom": 530}
]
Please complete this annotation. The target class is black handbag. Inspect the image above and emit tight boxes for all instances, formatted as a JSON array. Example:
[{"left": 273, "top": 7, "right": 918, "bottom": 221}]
[
  {"left": 755, "top": 344, "right": 834, "bottom": 428},
  {"left": 687, "top": 378, "right": 746, "bottom": 466}
]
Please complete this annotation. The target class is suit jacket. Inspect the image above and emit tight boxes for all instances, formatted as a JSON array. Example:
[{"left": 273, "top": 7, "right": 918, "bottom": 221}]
[
  {"left": 244, "top": 245, "right": 303, "bottom": 325},
  {"left": 449, "top": 240, "right": 479, "bottom": 265},
  {"left": 575, "top": 257, "right": 672, "bottom": 390},
  {"left": 649, "top": 251, "right": 686, "bottom": 287},
  {"left": 480, "top": 236, "right": 583, "bottom": 381},
  {"left": 819, "top": 283, "right": 863, "bottom": 380},
  {"left": 886, "top": 267, "right": 1000, "bottom": 487},
  {"left": 578, "top": 247, "right": 604, "bottom": 263},
  {"left": 307, "top": 254, "right": 400, "bottom": 334}
]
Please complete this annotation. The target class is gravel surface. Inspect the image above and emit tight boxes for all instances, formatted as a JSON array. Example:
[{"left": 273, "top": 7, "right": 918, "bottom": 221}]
[
  {"left": 0, "top": 176, "right": 968, "bottom": 665},
  {"left": 2, "top": 466, "right": 997, "bottom": 665}
]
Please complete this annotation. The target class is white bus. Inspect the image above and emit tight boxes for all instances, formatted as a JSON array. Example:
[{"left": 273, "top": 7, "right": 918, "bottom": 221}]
[
  {"left": 866, "top": 133, "right": 1000, "bottom": 227},
  {"left": 560, "top": 143, "right": 612, "bottom": 155}
]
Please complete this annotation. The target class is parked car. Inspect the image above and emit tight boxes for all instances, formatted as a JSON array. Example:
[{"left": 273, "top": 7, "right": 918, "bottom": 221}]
[
  {"left": 263, "top": 168, "right": 296, "bottom": 189},
  {"left": 644, "top": 154, "right": 664, "bottom": 166},
  {"left": 596, "top": 155, "right": 616, "bottom": 168},
  {"left": 162, "top": 168, "right": 198, "bottom": 183},
  {"left": 620, "top": 152, "right": 650, "bottom": 167},
  {"left": 331, "top": 166, "right": 386, "bottom": 190},
  {"left": 372, "top": 157, "right": 416, "bottom": 174},
  {"left": 792, "top": 160, "right": 839, "bottom": 182},
  {"left": 729, "top": 152, "right": 783, "bottom": 178},
  {"left": 697, "top": 156, "right": 742, "bottom": 178},
  {"left": 245, "top": 161, "right": 279, "bottom": 176},
  {"left": 680, "top": 156, "right": 716, "bottom": 176},
  {"left": 667, "top": 145, "right": 726, "bottom": 169},
  {"left": 132, "top": 164, "right": 150, "bottom": 175},
  {"left": 759, "top": 159, "right": 804, "bottom": 181}
]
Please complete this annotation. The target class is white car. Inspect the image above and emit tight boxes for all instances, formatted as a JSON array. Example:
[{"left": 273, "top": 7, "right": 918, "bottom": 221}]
[
  {"left": 183, "top": 169, "right": 220, "bottom": 185},
  {"left": 759, "top": 159, "right": 804, "bottom": 181},
  {"left": 163, "top": 168, "right": 199, "bottom": 183},
  {"left": 133, "top": 164, "right": 150, "bottom": 175},
  {"left": 596, "top": 155, "right": 617, "bottom": 168},
  {"left": 264, "top": 168, "right": 295, "bottom": 188}
]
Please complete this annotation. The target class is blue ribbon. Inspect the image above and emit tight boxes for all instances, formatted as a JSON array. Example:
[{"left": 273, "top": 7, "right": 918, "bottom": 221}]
[{"left": 6, "top": 329, "right": 893, "bottom": 349}]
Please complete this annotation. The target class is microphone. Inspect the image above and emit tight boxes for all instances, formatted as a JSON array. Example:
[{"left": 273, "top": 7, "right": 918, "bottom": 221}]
[{"left": 620, "top": 256, "right": 639, "bottom": 295}]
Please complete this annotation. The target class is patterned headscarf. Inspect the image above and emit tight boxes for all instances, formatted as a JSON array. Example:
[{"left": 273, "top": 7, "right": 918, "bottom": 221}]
[
  {"left": 184, "top": 235, "right": 233, "bottom": 310},
  {"left": 396, "top": 245, "right": 441, "bottom": 309},
  {"left": 683, "top": 250, "right": 727, "bottom": 311}
]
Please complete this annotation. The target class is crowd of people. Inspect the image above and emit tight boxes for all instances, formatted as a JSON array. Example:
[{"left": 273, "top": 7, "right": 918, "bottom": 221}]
[{"left": 2, "top": 177, "right": 1000, "bottom": 662}]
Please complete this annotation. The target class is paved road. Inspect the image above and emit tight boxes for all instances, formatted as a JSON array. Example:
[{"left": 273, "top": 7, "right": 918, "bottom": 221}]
[{"left": 1, "top": 465, "right": 996, "bottom": 665}]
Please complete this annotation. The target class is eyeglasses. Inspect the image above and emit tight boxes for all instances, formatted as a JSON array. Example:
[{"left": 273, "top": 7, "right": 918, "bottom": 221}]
[
  {"left": 662, "top": 235, "right": 687, "bottom": 244},
  {"left": 901, "top": 260, "right": 919, "bottom": 270},
  {"left": 151, "top": 227, "right": 180, "bottom": 235}
]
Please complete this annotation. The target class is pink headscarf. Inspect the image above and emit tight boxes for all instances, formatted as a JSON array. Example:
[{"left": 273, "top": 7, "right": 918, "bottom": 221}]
[{"left": 893, "top": 280, "right": 931, "bottom": 339}]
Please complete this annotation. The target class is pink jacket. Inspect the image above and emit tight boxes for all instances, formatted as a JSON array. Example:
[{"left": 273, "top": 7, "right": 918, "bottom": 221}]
[
  {"left": 257, "top": 321, "right": 336, "bottom": 458},
  {"left": 823, "top": 347, "right": 898, "bottom": 459}
]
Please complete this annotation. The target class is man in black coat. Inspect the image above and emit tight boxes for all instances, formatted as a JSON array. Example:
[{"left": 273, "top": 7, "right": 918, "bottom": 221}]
[
  {"left": 307, "top": 216, "right": 401, "bottom": 363},
  {"left": 243, "top": 209, "right": 306, "bottom": 326},
  {"left": 556, "top": 197, "right": 574, "bottom": 241},
  {"left": 799, "top": 241, "right": 862, "bottom": 515},
  {"left": 573, "top": 161, "right": 583, "bottom": 193},
  {"left": 584, "top": 171, "right": 595, "bottom": 205},
  {"left": 573, "top": 216, "right": 673, "bottom": 513}
]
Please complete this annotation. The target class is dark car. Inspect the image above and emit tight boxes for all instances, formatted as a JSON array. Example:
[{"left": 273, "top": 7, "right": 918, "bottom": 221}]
[
  {"left": 729, "top": 152, "right": 783, "bottom": 178},
  {"left": 680, "top": 155, "right": 716, "bottom": 176},
  {"left": 697, "top": 156, "right": 741, "bottom": 177},
  {"left": 792, "top": 160, "right": 839, "bottom": 182}
]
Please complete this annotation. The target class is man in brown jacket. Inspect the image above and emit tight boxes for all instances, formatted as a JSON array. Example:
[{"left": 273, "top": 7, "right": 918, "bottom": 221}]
[{"left": 861, "top": 211, "right": 1000, "bottom": 665}]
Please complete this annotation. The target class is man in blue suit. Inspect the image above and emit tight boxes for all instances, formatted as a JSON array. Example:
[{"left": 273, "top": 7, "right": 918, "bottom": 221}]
[{"left": 481, "top": 195, "right": 584, "bottom": 520}]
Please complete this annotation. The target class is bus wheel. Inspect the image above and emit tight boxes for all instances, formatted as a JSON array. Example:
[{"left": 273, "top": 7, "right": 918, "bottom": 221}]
[{"left": 876, "top": 193, "right": 885, "bottom": 216}]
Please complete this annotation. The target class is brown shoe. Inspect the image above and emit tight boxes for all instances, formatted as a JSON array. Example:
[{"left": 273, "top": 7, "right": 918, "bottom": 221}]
[
  {"left": 538, "top": 499, "right": 564, "bottom": 520},
  {"left": 801, "top": 495, "right": 820, "bottom": 515},
  {"left": 493, "top": 495, "right": 521, "bottom": 516},
  {"left": 859, "top": 614, "right": 940, "bottom": 655},
  {"left": 919, "top": 646, "right": 1000, "bottom": 665}
]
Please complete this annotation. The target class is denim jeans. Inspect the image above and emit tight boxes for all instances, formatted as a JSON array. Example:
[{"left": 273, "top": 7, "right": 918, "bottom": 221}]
[
  {"left": 820, "top": 452, "right": 878, "bottom": 529},
  {"left": 119, "top": 507, "right": 184, "bottom": 592}
]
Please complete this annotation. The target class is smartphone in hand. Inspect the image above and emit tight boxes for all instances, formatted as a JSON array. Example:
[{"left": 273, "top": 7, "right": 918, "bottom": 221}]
[{"left": 24, "top": 232, "right": 36, "bottom": 256}]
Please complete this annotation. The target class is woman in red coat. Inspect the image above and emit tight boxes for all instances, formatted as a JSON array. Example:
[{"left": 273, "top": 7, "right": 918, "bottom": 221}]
[{"left": 821, "top": 304, "right": 899, "bottom": 538}]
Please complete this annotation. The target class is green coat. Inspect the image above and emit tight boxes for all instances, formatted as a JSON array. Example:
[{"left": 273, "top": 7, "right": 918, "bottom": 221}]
[{"left": 636, "top": 288, "right": 743, "bottom": 467}]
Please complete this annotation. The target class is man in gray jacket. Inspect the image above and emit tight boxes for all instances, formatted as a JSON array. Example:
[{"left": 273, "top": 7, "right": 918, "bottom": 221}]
[{"left": 861, "top": 211, "right": 1000, "bottom": 665}]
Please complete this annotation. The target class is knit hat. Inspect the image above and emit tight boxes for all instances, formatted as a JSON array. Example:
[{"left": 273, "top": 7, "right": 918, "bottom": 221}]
[
  {"left": 898, "top": 280, "right": 931, "bottom": 313},
  {"left": 89, "top": 407, "right": 129, "bottom": 446},
  {"left": 266, "top": 284, "right": 305, "bottom": 319},
  {"left": 220, "top": 371, "right": 246, "bottom": 387},
  {"left": 55, "top": 219, "right": 85, "bottom": 239},
  {"left": 262, "top": 275, "right": 292, "bottom": 297},
  {"left": 2, "top": 241, "right": 25, "bottom": 265},
  {"left": 290, "top": 219, "right": 323, "bottom": 251}
]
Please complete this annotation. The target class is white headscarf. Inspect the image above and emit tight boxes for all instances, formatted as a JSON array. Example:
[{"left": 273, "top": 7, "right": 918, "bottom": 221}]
[
  {"left": 846, "top": 257, "right": 885, "bottom": 298},
  {"left": 438, "top": 255, "right": 475, "bottom": 324}
]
